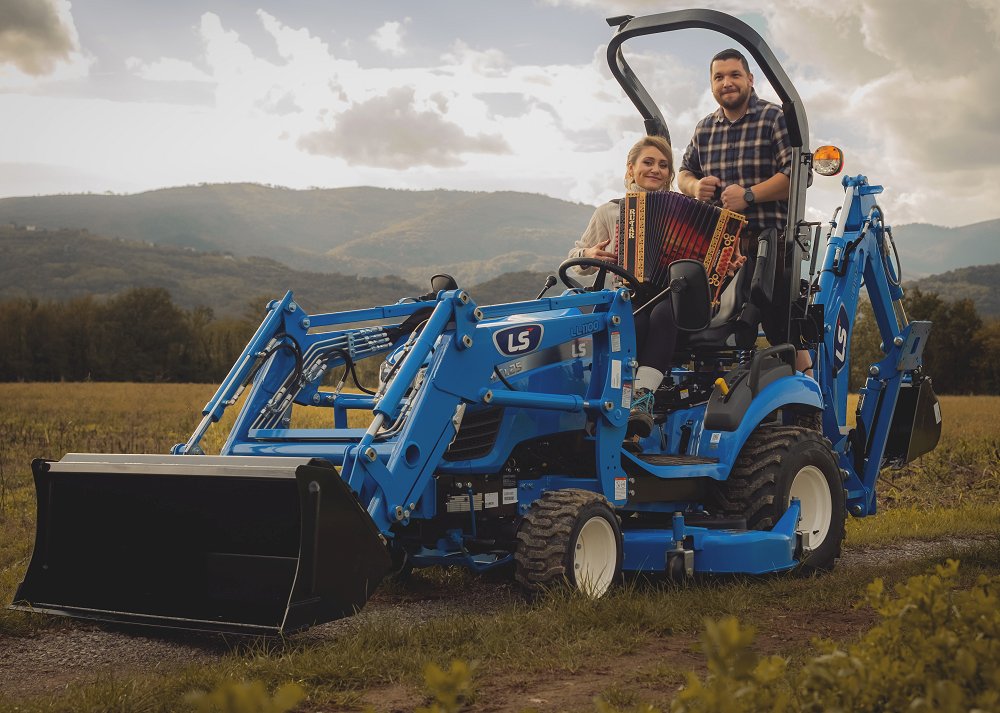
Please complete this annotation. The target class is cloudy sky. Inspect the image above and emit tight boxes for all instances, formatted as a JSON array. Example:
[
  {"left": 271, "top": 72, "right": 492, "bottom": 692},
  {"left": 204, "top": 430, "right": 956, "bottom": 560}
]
[{"left": 1, "top": 0, "right": 997, "bottom": 227}]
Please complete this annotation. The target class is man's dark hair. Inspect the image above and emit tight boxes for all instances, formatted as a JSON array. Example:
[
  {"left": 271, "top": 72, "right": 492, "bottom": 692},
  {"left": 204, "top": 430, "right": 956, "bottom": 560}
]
[{"left": 710, "top": 48, "right": 750, "bottom": 74}]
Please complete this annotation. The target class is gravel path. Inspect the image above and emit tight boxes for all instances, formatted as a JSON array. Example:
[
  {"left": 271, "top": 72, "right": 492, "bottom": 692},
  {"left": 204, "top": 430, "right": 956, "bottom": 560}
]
[
  {"left": 0, "top": 626, "right": 227, "bottom": 699},
  {"left": 0, "top": 578, "right": 518, "bottom": 701}
]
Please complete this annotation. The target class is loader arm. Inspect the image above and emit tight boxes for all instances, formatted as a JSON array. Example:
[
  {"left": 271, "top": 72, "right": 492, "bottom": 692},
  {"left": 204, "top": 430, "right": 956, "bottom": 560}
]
[
  {"left": 176, "top": 294, "right": 441, "bottom": 455},
  {"left": 220, "top": 287, "right": 640, "bottom": 536},
  {"left": 813, "top": 175, "right": 941, "bottom": 515}
]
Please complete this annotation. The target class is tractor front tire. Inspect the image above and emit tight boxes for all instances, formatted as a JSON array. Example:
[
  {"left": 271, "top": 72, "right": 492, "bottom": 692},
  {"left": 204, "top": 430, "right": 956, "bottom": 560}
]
[
  {"left": 515, "top": 489, "right": 623, "bottom": 597},
  {"left": 721, "top": 426, "right": 845, "bottom": 573}
]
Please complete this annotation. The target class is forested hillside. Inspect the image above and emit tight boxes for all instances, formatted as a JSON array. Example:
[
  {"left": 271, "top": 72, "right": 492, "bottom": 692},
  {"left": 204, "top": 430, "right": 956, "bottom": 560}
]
[
  {"left": 5, "top": 183, "right": 993, "bottom": 285},
  {"left": 906, "top": 263, "right": 1000, "bottom": 317},
  {"left": 0, "top": 184, "right": 593, "bottom": 285},
  {"left": 0, "top": 226, "right": 420, "bottom": 316}
]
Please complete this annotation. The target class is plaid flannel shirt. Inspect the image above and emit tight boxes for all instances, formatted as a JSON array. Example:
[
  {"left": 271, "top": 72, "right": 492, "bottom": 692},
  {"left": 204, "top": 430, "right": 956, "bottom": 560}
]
[{"left": 680, "top": 92, "right": 792, "bottom": 233}]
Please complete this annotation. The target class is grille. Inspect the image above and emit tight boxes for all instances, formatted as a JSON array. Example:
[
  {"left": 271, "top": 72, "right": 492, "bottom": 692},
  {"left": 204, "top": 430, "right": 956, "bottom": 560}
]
[{"left": 443, "top": 407, "right": 504, "bottom": 461}]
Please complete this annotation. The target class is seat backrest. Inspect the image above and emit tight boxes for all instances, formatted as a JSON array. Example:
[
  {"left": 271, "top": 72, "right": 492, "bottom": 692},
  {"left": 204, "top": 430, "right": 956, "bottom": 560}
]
[
  {"left": 750, "top": 228, "right": 778, "bottom": 308},
  {"left": 679, "top": 228, "right": 778, "bottom": 352}
]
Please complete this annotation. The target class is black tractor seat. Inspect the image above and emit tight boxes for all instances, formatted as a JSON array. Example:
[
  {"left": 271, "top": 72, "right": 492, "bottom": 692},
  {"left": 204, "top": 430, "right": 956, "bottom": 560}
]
[
  {"left": 650, "top": 229, "right": 794, "bottom": 420},
  {"left": 678, "top": 228, "right": 779, "bottom": 354}
]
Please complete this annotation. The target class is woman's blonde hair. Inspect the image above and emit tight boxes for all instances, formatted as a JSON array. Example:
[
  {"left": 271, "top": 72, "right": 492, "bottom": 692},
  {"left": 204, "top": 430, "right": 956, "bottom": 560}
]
[{"left": 624, "top": 135, "right": 674, "bottom": 190}]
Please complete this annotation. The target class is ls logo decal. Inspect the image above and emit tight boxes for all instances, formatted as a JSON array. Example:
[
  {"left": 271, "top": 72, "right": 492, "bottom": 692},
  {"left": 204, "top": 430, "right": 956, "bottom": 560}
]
[
  {"left": 832, "top": 304, "right": 850, "bottom": 377},
  {"left": 494, "top": 324, "right": 543, "bottom": 357}
]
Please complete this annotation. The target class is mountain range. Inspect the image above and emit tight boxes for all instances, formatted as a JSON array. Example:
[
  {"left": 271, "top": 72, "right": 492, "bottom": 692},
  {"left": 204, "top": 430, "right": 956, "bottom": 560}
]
[
  {"left": 1, "top": 184, "right": 997, "bottom": 316},
  {"left": 0, "top": 184, "right": 594, "bottom": 286}
]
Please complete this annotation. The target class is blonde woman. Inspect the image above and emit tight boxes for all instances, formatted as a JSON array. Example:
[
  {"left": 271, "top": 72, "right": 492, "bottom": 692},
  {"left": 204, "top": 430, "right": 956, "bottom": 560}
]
[{"left": 568, "top": 136, "right": 677, "bottom": 439}]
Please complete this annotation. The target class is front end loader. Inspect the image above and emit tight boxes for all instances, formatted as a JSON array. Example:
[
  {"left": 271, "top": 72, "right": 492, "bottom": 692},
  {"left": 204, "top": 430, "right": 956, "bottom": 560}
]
[{"left": 11, "top": 10, "right": 941, "bottom": 636}]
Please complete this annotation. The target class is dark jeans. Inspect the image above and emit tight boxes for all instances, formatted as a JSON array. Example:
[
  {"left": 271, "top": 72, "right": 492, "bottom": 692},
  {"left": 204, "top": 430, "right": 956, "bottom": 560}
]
[{"left": 633, "top": 298, "right": 678, "bottom": 373}]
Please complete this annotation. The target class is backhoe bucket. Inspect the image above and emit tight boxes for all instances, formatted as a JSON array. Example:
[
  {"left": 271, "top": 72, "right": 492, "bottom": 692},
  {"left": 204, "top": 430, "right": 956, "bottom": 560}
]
[
  {"left": 885, "top": 376, "right": 942, "bottom": 465},
  {"left": 11, "top": 455, "right": 391, "bottom": 636}
]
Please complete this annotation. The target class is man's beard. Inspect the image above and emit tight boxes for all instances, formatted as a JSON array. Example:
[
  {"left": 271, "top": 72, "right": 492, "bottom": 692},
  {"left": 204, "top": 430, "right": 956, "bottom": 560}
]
[{"left": 716, "top": 87, "right": 750, "bottom": 111}]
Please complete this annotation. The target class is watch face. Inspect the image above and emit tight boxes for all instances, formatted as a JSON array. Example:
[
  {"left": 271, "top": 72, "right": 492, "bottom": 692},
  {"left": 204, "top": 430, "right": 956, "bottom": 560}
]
[{"left": 744, "top": 189, "right": 754, "bottom": 204}]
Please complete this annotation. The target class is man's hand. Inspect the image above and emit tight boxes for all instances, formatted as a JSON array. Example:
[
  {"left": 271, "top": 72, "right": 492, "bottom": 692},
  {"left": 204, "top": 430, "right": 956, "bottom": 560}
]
[
  {"left": 695, "top": 176, "right": 723, "bottom": 202},
  {"left": 583, "top": 238, "right": 616, "bottom": 261},
  {"left": 721, "top": 184, "right": 750, "bottom": 211}
]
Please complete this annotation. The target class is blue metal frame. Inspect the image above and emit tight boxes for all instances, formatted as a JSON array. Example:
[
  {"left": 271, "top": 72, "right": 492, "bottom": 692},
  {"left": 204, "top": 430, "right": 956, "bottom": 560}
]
[
  {"left": 171, "top": 268, "right": 825, "bottom": 578},
  {"left": 166, "top": 172, "right": 933, "bottom": 579},
  {"left": 623, "top": 502, "right": 801, "bottom": 574},
  {"left": 813, "top": 176, "right": 931, "bottom": 515}
]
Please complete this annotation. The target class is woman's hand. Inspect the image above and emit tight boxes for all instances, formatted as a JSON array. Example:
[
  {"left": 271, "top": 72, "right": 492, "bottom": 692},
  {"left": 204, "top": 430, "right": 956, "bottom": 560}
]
[
  {"left": 726, "top": 241, "right": 747, "bottom": 277},
  {"left": 583, "top": 238, "right": 616, "bottom": 262}
]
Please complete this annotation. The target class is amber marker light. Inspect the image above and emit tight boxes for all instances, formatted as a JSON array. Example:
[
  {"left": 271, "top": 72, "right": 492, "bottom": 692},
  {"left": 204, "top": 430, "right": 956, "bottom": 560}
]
[{"left": 814, "top": 145, "right": 844, "bottom": 176}]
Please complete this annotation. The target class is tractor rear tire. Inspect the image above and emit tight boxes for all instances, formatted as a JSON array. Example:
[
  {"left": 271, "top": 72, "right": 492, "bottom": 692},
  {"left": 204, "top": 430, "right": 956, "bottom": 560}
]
[
  {"left": 515, "top": 489, "right": 623, "bottom": 597},
  {"left": 792, "top": 409, "right": 823, "bottom": 432},
  {"left": 721, "top": 426, "right": 845, "bottom": 573}
]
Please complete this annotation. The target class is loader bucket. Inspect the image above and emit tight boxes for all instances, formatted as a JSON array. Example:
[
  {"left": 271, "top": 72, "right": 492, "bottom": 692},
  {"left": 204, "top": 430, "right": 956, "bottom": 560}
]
[{"left": 11, "top": 455, "right": 391, "bottom": 636}]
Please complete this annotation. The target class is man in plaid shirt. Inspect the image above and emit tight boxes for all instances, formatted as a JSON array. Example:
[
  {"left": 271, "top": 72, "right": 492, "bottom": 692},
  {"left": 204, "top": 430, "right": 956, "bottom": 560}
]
[
  {"left": 678, "top": 48, "right": 792, "bottom": 236},
  {"left": 678, "top": 48, "right": 812, "bottom": 375}
]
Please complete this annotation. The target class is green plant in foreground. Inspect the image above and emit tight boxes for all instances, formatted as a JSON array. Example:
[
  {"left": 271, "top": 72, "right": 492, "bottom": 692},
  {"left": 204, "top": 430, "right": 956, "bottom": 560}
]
[
  {"left": 800, "top": 558, "right": 1000, "bottom": 712},
  {"left": 595, "top": 559, "right": 1000, "bottom": 713},
  {"left": 668, "top": 559, "right": 1000, "bottom": 713},
  {"left": 415, "top": 659, "right": 477, "bottom": 713},
  {"left": 184, "top": 680, "right": 305, "bottom": 713},
  {"left": 668, "top": 617, "right": 791, "bottom": 712}
]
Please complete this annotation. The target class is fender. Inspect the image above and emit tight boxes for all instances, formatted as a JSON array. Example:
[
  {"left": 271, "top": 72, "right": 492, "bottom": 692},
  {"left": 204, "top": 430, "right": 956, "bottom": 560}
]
[{"left": 694, "top": 375, "right": 823, "bottom": 474}]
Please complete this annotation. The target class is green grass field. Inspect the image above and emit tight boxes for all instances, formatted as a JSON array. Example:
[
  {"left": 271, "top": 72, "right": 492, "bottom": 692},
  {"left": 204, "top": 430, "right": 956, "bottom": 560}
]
[{"left": 0, "top": 385, "right": 997, "bottom": 711}]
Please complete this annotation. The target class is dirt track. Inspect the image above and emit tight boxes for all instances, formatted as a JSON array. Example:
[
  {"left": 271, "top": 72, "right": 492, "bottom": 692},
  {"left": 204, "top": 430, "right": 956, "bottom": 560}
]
[{"left": 0, "top": 537, "right": 988, "bottom": 710}]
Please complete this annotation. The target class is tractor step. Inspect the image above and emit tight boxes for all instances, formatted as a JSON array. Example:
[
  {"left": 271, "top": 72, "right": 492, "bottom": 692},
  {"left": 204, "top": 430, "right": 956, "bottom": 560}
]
[
  {"left": 634, "top": 454, "right": 719, "bottom": 466},
  {"left": 11, "top": 454, "right": 390, "bottom": 636}
]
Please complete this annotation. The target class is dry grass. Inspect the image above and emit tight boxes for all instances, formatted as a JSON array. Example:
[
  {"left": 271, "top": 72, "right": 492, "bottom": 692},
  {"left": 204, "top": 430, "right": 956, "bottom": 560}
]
[
  {"left": 0, "top": 385, "right": 997, "bottom": 711},
  {"left": 1, "top": 388, "right": 997, "bottom": 635}
]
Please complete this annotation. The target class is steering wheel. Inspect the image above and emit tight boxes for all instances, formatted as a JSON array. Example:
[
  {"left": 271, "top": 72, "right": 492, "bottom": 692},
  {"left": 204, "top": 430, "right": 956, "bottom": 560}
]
[{"left": 557, "top": 257, "right": 649, "bottom": 299}]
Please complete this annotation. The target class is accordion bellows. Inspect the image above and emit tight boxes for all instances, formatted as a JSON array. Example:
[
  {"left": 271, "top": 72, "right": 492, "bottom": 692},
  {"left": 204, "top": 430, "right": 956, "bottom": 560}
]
[{"left": 617, "top": 191, "right": 747, "bottom": 302}]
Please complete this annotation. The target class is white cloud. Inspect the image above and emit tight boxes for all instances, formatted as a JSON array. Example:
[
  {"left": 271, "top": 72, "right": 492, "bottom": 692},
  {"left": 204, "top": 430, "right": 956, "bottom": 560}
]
[
  {"left": 3, "top": 3, "right": 998, "bottom": 227},
  {"left": 0, "top": 0, "right": 75, "bottom": 74},
  {"left": 441, "top": 41, "right": 510, "bottom": 76},
  {"left": 299, "top": 86, "right": 509, "bottom": 167},
  {"left": 760, "top": 0, "right": 1000, "bottom": 225},
  {"left": 0, "top": 0, "right": 91, "bottom": 86},
  {"left": 125, "top": 56, "right": 213, "bottom": 83},
  {"left": 370, "top": 19, "right": 408, "bottom": 57}
]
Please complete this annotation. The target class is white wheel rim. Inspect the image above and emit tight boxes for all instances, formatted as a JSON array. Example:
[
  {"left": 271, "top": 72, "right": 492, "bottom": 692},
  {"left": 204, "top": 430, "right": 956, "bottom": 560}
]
[
  {"left": 789, "top": 465, "right": 833, "bottom": 549},
  {"left": 572, "top": 516, "right": 617, "bottom": 597}
]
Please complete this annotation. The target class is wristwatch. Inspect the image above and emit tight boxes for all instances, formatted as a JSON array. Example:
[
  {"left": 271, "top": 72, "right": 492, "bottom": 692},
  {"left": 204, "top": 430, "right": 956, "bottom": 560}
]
[{"left": 743, "top": 187, "right": 755, "bottom": 205}]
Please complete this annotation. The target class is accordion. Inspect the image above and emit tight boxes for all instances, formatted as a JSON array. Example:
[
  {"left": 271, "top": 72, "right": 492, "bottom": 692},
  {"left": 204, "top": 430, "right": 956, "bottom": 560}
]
[{"left": 617, "top": 191, "right": 747, "bottom": 302}]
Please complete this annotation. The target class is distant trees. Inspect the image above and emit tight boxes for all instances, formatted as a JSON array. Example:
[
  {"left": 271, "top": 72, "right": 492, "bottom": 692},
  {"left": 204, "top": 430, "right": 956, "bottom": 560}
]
[
  {"left": 0, "top": 286, "right": 995, "bottom": 393},
  {"left": 0, "top": 288, "right": 255, "bottom": 383},
  {"left": 972, "top": 320, "right": 1000, "bottom": 394},
  {"left": 849, "top": 288, "right": 994, "bottom": 394}
]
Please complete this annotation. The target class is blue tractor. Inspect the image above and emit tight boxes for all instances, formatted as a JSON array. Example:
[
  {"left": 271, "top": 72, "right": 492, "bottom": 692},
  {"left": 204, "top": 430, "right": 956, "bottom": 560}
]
[{"left": 12, "top": 10, "right": 941, "bottom": 636}]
